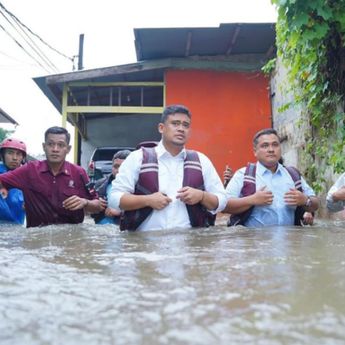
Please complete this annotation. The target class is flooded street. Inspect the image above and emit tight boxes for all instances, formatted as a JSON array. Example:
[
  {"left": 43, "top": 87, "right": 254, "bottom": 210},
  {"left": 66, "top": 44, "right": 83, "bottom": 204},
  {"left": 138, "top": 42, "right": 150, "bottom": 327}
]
[{"left": 1, "top": 219, "right": 345, "bottom": 344}]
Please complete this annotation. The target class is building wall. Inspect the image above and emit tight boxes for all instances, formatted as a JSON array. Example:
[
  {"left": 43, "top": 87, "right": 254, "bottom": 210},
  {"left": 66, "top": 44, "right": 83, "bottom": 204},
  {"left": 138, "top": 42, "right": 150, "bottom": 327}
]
[
  {"left": 271, "top": 58, "right": 344, "bottom": 219},
  {"left": 80, "top": 114, "right": 161, "bottom": 169},
  {"left": 165, "top": 69, "right": 271, "bottom": 177},
  {"left": 270, "top": 57, "right": 308, "bottom": 169}
]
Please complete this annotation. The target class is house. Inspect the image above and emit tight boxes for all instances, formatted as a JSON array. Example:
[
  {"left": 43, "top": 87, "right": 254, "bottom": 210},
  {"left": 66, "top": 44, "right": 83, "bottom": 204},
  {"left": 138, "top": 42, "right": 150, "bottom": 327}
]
[
  {"left": 34, "top": 23, "right": 275, "bottom": 176},
  {"left": 0, "top": 107, "right": 18, "bottom": 125}
]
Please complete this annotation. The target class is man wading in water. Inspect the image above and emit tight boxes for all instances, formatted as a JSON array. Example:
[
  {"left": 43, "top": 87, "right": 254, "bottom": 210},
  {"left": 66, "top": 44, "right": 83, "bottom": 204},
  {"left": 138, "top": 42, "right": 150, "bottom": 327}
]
[
  {"left": 108, "top": 104, "right": 227, "bottom": 231},
  {"left": 223, "top": 128, "right": 319, "bottom": 227},
  {"left": 0, "top": 126, "right": 104, "bottom": 227},
  {"left": 0, "top": 138, "right": 27, "bottom": 225}
]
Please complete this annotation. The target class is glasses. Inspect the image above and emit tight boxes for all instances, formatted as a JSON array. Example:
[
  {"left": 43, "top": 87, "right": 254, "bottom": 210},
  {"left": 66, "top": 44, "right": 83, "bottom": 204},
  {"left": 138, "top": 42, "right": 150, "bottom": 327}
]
[{"left": 45, "top": 141, "right": 68, "bottom": 149}]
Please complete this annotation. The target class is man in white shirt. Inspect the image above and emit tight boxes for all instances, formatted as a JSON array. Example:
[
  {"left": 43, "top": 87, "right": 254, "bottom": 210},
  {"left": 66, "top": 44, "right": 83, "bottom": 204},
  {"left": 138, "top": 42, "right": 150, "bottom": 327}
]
[
  {"left": 108, "top": 104, "right": 226, "bottom": 231},
  {"left": 327, "top": 173, "right": 345, "bottom": 213},
  {"left": 223, "top": 128, "right": 319, "bottom": 227}
]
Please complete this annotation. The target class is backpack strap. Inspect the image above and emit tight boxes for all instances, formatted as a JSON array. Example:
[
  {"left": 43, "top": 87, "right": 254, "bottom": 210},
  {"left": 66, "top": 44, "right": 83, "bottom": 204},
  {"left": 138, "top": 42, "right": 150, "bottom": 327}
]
[
  {"left": 183, "top": 150, "right": 214, "bottom": 227},
  {"left": 285, "top": 166, "right": 306, "bottom": 226},
  {"left": 120, "top": 147, "right": 158, "bottom": 231},
  {"left": 285, "top": 166, "right": 302, "bottom": 191}
]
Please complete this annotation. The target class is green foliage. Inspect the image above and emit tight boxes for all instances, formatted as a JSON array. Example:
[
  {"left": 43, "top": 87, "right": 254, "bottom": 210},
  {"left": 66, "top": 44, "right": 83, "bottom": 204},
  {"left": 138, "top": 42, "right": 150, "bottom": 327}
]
[
  {"left": 272, "top": 0, "right": 345, "bottom": 190},
  {"left": 0, "top": 127, "right": 14, "bottom": 143},
  {"left": 261, "top": 58, "right": 276, "bottom": 75}
]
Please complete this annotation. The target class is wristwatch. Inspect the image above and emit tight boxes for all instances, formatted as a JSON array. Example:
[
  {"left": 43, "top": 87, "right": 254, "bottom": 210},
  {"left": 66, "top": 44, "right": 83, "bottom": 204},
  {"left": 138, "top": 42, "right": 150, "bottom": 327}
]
[{"left": 305, "top": 196, "right": 312, "bottom": 207}]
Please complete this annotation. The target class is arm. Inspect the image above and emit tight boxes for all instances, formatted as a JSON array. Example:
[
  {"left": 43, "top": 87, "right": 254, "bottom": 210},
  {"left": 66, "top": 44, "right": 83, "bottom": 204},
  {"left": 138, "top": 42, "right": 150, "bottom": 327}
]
[
  {"left": 62, "top": 195, "right": 104, "bottom": 213},
  {"left": 176, "top": 187, "right": 219, "bottom": 210},
  {"left": 223, "top": 165, "right": 233, "bottom": 188},
  {"left": 0, "top": 193, "right": 17, "bottom": 221},
  {"left": 284, "top": 189, "right": 319, "bottom": 212},
  {"left": 119, "top": 192, "right": 172, "bottom": 211},
  {"left": 331, "top": 186, "right": 345, "bottom": 202},
  {"left": 223, "top": 167, "right": 273, "bottom": 214},
  {"left": 196, "top": 153, "right": 227, "bottom": 212},
  {"left": 0, "top": 164, "right": 28, "bottom": 191},
  {"left": 108, "top": 149, "right": 167, "bottom": 211},
  {"left": 284, "top": 176, "right": 319, "bottom": 212},
  {"left": 327, "top": 174, "right": 345, "bottom": 212},
  {"left": 223, "top": 187, "right": 273, "bottom": 214}
]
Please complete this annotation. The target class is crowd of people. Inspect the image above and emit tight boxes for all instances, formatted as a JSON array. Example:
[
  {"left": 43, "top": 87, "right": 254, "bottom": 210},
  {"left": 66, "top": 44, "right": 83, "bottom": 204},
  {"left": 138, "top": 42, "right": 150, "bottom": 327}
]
[{"left": 0, "top": 104, "right": 344, "bottom": 230}]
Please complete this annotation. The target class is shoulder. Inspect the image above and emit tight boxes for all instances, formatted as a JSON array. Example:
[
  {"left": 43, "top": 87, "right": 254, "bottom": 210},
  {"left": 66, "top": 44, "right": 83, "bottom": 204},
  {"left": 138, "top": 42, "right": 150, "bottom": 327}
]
[
  {"left": 95, "top": 176, "right": 108, "bottom": 188},
  {"left": 125, "top": 148, "right": 144, "bottom": 164},
  {"left": 232, "top": 167, "right": 246, "bottom": 179},
  {"left": 65, "top": 162, "right": 88, "bottom": 181},
  {"left": 0, "top": 163, "right": 7, "bottom": 173},
  {"left": 191, "top": 151, "right": 212, "bottom": 166},
  {"left": 66, "top": 161, "right": 85, "bottom": 172},
  {"left": 335, "top": 172, "right": 345, "bottom": 183}
]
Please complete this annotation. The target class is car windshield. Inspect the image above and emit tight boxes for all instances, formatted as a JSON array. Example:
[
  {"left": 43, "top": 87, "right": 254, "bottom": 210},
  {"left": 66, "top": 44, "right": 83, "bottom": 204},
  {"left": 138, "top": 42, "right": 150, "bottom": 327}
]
[{"left": 93, "top": 150, "right": 116, "bottom": 161}]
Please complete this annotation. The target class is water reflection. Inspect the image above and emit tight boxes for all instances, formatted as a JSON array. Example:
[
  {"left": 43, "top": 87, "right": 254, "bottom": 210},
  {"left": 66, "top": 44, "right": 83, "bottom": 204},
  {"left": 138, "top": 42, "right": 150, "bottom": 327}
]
[{"left": 0, "top": 220, "right": 345, "bottom": 344}]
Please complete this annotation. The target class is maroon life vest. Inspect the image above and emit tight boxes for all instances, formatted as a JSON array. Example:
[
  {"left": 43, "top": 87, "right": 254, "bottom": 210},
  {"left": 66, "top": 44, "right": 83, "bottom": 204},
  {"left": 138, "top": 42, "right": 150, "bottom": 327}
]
[
  {"left": 120, "top": 147, "right": 214, "bottom": 231},
  {"left": 228, "top": 163, "right": 305, "bottom": 226}
]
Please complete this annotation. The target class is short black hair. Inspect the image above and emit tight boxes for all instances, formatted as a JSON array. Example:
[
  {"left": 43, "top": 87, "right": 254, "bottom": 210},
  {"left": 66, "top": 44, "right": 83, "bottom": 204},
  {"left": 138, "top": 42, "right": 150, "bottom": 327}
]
[
  {"left": 253, "top": 128, "right": 280, "bottom": 147},
  {"left": 112, "top": 149, "right": 131, "bottom": 162},
  {"left": 160, "top": 104, "right": 191, "bottom": 123},
  {"left": 44, "top": 126, "right": 71, "bottom": 144}
]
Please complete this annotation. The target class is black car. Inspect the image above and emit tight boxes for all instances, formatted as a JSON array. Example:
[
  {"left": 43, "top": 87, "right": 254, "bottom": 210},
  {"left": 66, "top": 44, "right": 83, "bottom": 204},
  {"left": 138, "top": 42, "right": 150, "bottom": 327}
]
[{"left": 87, "top": 146, "right": 135, "bottom": 180}]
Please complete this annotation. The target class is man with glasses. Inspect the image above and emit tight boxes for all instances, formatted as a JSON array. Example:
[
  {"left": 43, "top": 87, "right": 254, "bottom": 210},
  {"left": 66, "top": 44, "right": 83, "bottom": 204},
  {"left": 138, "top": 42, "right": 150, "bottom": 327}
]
[
  {"left": 109, "top": 104, "right": 226, "bottom": 231},
  {"left": 0, "top": 126, "right": 104, "bottom": 227}
]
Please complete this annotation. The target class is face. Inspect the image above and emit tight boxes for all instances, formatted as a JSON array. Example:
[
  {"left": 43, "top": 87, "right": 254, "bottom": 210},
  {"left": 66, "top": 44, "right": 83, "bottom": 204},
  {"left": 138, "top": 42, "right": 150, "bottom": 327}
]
[
  {"left": 3, "top": 148, "right": 24, "bottom": 170},
  {"left": 112, "top": 158, "right": 124, "bottom": 177},
  {"left": 254, "top": 134, "right": 281, "bottom": 168},
  {"left": 158, "top": 113, "right": 191, "bottom": 148},
  {"left": 43, "top": 133, "right": 71, "bottom": 165}
]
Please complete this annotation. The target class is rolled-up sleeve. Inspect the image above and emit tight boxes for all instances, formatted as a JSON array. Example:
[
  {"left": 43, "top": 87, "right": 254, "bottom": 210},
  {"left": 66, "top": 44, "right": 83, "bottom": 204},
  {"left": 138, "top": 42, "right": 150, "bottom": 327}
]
[
  {"left": 301, "top": 177, "right": 316, "bottom": 197},
  {"left": 199, "top": 153, "right": 227, "bottom": 213},
  {"left": 108, "top": 150, "right": 142, "bottom": 210},
  {"left": 327, "top": 173, "right": 345, "bottom": 212}
]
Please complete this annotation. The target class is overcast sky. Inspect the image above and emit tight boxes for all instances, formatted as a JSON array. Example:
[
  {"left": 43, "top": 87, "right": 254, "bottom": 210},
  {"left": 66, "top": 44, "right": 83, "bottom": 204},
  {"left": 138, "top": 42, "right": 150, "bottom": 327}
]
[{"left": 0, "top": 0, "right": 277, "bottom": 157}]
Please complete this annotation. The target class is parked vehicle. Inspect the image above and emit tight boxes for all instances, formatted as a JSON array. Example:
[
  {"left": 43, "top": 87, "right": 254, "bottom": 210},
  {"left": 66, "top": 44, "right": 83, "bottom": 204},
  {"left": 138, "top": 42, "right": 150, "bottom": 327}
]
[
  {"left": 87, "top": 146, "right": 135, "bottom": 180},
  {"left": 136, "top": 141, "right": 158, "bottom": 149}
]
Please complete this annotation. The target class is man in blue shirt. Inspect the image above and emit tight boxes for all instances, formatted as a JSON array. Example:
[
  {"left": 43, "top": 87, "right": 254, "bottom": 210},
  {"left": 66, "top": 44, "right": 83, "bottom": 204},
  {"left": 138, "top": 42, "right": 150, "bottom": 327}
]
[
  {"left": 0, "top": 138, "right": 27, "bottom": 225},
  {"left": 92, "top": 149, "right": 131, "bottom": 225},
  {"left": 223, "top": 128, "right": 319, "bottom": 227}
]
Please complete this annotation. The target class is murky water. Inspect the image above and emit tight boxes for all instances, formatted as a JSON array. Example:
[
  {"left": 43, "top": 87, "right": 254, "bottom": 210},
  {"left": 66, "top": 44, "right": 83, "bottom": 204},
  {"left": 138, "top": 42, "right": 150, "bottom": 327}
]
[{"left": 1, "top": 218, "right": 345, "bottom": 345}]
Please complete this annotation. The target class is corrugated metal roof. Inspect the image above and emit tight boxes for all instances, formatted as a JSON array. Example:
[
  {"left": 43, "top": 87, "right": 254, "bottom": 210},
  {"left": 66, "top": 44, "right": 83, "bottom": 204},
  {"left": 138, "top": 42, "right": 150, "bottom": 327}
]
[
  {"left": 34, "top": 23, "right": 276, "bottom": 116},
  {"left": 134, "top": 23, "right": 275, "bottom": 61}
]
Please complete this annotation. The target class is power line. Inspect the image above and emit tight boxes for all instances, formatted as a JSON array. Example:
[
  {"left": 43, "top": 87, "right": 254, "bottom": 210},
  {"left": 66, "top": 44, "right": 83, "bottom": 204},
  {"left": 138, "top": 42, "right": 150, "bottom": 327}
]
[
  {"left": 0, "top": 8, "right": 58, "bottom": 73},
  {"left": 0, "top": 22, "right": 51, "bottom": 73},
  {"left": 0, "top": 2, "right": 73, "bottom": 61},
  {"left": 0, "top": 1, "right": 74, "bottom": 72}
]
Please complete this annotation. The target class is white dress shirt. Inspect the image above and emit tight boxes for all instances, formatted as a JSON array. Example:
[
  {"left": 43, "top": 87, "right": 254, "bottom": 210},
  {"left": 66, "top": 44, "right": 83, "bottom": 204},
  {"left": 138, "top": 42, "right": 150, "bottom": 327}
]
[
  {"left": 225, "top": 161, "right": 315, "bottom": 227},
  {"left": 108, "top": 141, "right": 226, "bottom": 231},
  {"left": 327, "top": 173, "right": 345, "bottom": 212}
]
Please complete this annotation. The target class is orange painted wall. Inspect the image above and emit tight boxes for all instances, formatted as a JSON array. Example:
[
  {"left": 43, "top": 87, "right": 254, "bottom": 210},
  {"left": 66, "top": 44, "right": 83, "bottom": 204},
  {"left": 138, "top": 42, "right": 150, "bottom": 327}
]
[{"left": 165, "top": 69, "right": 271, "bottom": 177}]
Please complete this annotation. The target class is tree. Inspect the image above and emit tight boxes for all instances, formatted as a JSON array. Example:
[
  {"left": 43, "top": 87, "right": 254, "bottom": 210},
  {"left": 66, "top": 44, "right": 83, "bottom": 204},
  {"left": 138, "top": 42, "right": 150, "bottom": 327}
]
[
  {"left": 271, "top": 0, "right": 345, "bottom": 192},
  {"left": 0, "top": 127, "right": 14, "bottom": 143}
]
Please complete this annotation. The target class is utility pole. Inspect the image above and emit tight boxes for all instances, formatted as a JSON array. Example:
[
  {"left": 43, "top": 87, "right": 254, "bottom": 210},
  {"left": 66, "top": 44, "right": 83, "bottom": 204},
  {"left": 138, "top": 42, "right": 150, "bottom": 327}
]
[{"left": 78, "top": 33, "right": 84, "bottom": 70}]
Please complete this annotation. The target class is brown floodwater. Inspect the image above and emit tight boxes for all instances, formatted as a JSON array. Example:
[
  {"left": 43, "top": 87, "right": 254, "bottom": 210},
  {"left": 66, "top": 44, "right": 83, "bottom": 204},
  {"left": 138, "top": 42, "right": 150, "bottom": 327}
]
[{"left": 1, "top": 219, "right": 345, "bottom": 344}]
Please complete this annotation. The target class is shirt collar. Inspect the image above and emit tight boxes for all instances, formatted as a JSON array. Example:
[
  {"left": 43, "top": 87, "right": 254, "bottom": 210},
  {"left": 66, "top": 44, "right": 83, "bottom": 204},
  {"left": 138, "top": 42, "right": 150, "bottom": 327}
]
[
  {"left": 156, "top": 140, "right": 186, "bottom": 159},
  {"left": 38, "top": 160, "right": 71, "bottom": 176},
  {"left": 257, "top": 161, "right": 283, "bottom": 176}
]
